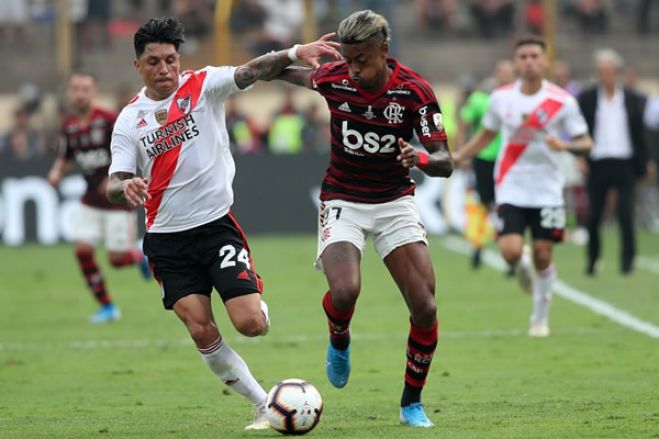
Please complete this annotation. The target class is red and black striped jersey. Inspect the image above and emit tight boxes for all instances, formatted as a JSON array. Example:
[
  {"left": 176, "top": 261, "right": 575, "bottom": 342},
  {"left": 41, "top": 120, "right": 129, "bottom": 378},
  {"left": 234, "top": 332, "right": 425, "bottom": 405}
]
[
  {"left": 59, "top": 107, "right": 128, "bottom": 210},
  {"left": 309, "top": 58, "right": 447, "bottom": 203}
]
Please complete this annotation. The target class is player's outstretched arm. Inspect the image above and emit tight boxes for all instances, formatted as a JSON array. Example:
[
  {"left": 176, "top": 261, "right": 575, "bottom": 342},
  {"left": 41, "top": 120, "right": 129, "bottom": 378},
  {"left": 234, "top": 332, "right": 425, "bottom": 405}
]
[
  {"left": 107, "top": 171, "right": 151, "bottom": 207},
  {"left": 275, "top": 66, "right": 314, "bottom": 88},
  {"left": 234, "top": 33, "right": 340, "bottom": 89},
  {"left": 453, "top": 129, "right": 498, "bottom": 165},
  {"left": 397, "top": 139, "right": 453, "bottom": 178},
  {"left": 545, "top": 133, "right": 593, "bottom": 155},
  {"left": 47, "top": 157, "right": 73, "bottom": 187}
]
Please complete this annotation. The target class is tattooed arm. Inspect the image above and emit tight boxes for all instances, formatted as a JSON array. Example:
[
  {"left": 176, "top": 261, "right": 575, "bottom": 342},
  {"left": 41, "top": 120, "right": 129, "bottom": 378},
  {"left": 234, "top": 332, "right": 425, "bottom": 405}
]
[
  {"left": 234, "top": 33, "right": 340, "bottom": 89},
  {"left": 398, "top": 138, "right": 454, "bottom": 178},
  {"left": 234, "top": 50, "right": 294, "bottom": 89},
  {"left": 107, "top": 172, "right": 151, "bottom": 207},
  {"left": 275, "top": 66, "right": 314, "bottom": 88}
]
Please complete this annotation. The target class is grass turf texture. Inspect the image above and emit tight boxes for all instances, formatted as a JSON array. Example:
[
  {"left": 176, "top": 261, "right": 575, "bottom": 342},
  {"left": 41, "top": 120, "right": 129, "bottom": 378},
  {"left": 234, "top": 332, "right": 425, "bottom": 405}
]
[{"left": 1, "top": 230, "right": 658, "bottom": 438}]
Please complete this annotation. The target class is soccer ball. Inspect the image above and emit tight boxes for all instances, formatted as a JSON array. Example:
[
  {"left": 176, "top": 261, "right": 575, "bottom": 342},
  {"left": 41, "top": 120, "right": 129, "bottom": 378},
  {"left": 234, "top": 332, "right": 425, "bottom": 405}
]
[{"left": 266, "top": 378, "right": 323, "bottom": 435}]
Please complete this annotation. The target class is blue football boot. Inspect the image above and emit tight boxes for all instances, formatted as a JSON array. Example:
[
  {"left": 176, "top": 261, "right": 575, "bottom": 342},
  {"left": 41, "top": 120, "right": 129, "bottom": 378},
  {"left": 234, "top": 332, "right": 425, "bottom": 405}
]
[
  {"left": 136, "top": 239, "right": 151, "bottom": 280},
  {"left": 90, "top": 303, "right": 122, "bottom": 323},
  {"left": 400, "top": 402, "right": 434, "bottom": 427},
  {"left": 326, "top": 344, "right": 350, "bottom": 388}
]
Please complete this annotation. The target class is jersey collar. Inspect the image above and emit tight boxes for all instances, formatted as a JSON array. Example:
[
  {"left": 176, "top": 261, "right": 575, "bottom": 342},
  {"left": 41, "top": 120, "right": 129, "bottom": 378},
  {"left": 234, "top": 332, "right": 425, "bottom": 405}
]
[{"left": 351, "top": 57, "right": 401, "bottom": 101}]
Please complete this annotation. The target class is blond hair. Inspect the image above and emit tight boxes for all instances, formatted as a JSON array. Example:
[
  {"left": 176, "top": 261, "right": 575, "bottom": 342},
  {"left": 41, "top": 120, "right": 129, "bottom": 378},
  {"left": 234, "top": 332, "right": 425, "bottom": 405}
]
[{"left": 337, "top": 10, "right": 390, "bottom": 44}]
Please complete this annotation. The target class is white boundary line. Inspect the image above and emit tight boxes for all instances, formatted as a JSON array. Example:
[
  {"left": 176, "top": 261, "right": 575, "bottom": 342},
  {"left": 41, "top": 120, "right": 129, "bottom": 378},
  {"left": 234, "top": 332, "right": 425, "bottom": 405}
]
[
  {"left": 442, "top": 236, "right": 659, "bottom": 339},
  {"left": 637, "top": 256, "right": 659, "bottom": 275}
]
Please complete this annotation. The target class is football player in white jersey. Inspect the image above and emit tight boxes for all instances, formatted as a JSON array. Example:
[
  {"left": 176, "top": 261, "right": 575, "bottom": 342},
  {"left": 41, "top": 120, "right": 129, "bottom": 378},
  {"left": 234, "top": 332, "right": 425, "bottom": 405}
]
[
  {"left": 106, "top": 17, "right": 340, "bottom": 431},
  {"left": 455, "top": 35, "right": 592, "bottom": 337}
]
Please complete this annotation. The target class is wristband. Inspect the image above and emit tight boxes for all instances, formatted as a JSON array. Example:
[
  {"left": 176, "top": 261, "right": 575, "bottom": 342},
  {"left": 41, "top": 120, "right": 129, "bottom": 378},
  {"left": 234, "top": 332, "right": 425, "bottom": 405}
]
[
  {"left": 417, "top": 151, "right": 430, "bottom": 168},
  {"left": 287, "top": 44, "right": 300, "bottom": 62}
]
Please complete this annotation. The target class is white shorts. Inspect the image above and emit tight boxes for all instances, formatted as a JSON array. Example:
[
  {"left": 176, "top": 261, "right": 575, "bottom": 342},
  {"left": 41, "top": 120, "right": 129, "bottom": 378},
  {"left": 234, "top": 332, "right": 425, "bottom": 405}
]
[
  {"left": 74, "top": 204, "right": 137, "bottom": 252},
  {"left": 315, "top": 196, "right": 428, "bottom": 271}
]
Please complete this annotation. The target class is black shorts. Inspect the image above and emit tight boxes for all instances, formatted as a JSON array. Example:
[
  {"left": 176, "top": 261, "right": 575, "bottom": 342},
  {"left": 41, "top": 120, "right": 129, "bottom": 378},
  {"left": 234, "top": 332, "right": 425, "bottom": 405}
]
[
  {"left": 496, "top": 204, "right": 565, "bottom": 243},
  {"left": 143, "top": 213, "right": 263, "bottom": 310},
  {"left": 472, "top": 157, "right": 496, "bottom": 206}
]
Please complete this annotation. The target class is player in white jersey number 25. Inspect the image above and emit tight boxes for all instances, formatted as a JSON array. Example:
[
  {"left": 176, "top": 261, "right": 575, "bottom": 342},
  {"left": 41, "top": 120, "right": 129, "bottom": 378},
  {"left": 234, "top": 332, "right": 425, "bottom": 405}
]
[
  {"left": 105, "top": 17, "right": 340, "bottom": 432},
  {"left": 455, "top": 35, "right": 592, "bottom": 338}
]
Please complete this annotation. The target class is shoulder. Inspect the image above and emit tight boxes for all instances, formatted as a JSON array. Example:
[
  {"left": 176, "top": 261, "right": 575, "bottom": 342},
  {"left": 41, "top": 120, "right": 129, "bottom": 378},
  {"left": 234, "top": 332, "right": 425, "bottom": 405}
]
[
  {"left": 577, "top": 86, "right": 597, "bottom": 101},
  {"left": 491, "top": 82, "right": 516, "bottom": 98},
  {"left": 113, "top": 104, "right": 141, "bottom": 135},
  {"left": 60, "top": 114, "right": 77, "bottom": 131},
  {"left": 93, "top": 106, "right": 118, "bottom": 123},
  {"left": 395, "top": 62, "right": 436, "bottom": 101},
  {"left": 196, "top": 65, "right": 236, "bottom": 77},
  {"left": 487, "top": 83, "right": 515, "bottom": 109},
  {"left": 121, "top": 91, "right": 147, "bottom": 112},
  {"left": 623, "top": 87, "right": 646, "bottom": 102},
  {"left": 541, "top": 83, "right": 576, "bottom": 109},
  {"left": 545, "top": 81, "right": 573, "bottom": 101},
  {"left": 175, "top": 67, "right": 224, "bottom": 88},
  {"left": 312, "top": 61, "right": 348, "bottom": 83}
]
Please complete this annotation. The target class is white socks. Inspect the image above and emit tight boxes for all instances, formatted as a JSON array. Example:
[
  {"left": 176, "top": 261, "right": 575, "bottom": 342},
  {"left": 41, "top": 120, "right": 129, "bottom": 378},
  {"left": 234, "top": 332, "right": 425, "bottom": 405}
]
[
  {"left": 531, "top": 264, "right": 555, "bottom": 325},
  {"left": 199, "top": 338, "right": 267, "bottom": 406}
]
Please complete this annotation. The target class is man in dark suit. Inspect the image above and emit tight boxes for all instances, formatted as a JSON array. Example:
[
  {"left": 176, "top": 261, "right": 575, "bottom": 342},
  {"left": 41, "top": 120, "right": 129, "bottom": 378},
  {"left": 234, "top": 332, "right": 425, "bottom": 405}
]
[{"left": 578, "top": 49, "right": 649, "bottom": 275}]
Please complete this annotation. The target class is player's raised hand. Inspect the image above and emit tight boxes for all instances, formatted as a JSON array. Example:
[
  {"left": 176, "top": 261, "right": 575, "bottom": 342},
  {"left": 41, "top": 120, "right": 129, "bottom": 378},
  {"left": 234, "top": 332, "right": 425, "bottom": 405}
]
[
  {"left": 123, "top": 177, "right": 151, "bottom": 207},
  {"left": 396, "top": 138, "right": 418, "bottom": 169},
  {"left": 295, "top": 33, "right": 342, "bottom": 68}
]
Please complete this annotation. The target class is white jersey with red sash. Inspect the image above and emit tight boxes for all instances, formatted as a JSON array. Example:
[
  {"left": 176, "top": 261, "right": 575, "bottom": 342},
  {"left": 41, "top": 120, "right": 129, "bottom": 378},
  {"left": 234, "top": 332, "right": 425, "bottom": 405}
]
[
  {"left": 482, "top": 80, "right": 588, "bottom": 208},
  {"left": 110, "top": 66, "right": 244, "bottom": 233}
]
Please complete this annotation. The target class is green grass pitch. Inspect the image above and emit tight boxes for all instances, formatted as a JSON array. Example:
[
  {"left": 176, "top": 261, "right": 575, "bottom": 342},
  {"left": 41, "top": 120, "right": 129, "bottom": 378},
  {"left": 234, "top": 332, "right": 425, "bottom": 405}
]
[{"left": 1, "top": 230, "right": 658, "bottom": 438}]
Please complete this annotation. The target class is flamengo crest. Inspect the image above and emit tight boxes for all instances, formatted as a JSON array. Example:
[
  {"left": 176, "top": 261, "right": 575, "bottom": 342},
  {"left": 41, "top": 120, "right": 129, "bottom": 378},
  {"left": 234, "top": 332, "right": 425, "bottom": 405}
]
[{"left": 384, "top": 102, "right": 404, "bottom": 124}]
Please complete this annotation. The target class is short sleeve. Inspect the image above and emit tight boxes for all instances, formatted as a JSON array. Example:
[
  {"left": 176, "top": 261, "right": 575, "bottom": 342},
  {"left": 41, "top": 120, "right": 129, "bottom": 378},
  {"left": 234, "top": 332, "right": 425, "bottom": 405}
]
[
  {"left": 58, "top": 120, "right": 76, "bottom": 160},
  {"left": 481, "top": 92, "right": 501, "bottom": 132},
  {"left": 644, "top": 97, "right": 659, "bottom": 130},
  {"left": 408, "top": 80, "right": 446, "bottom": 142},
  {"left": 109, "top": 119, "right": 137, "bottom": 175},
  {"left": 57, "top": 132, "right": 73, "bottom": 159},
  {"left": 413, "top": 99, "right": 447, "bottom": 143},
  {"left": 560, "top": 96, "right": 589, "bottom": 138},
  {"left": 202, "top": 66, "right": 243, "bottom": 101},
  {"left": 309, "top": 65, "right": 329, "bottom": 94}
]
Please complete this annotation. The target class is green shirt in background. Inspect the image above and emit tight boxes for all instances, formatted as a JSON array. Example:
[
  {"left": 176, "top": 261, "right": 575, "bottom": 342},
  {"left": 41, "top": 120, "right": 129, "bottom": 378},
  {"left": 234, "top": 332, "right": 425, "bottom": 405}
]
[{"left": 460, "top": 90, "right": 501, "bottom": 162}]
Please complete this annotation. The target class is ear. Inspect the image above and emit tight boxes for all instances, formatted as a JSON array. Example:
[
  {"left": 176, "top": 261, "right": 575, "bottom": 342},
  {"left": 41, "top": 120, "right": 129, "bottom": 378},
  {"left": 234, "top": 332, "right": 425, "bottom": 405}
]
[
  {"left": 133, "top": 59, "right": 140, "bottom": 72},
  {"left": 381, "top": 41, "right": 389, "bottom": 56}
]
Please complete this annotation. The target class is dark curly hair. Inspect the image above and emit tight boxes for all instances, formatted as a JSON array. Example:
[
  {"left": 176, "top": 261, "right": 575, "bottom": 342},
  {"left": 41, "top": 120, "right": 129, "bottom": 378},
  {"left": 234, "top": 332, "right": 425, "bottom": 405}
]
[{"left": 134, "top": 17, "right": 185, "bottom": 58}]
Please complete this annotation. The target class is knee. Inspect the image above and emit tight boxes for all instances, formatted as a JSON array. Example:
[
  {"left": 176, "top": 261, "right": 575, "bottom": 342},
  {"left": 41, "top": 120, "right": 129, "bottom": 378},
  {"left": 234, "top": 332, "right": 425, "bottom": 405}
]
[
  {"left": 501, "top": 247, "right": 522, "bottom": 264},
  {"left": 411, "top": 297, "right": 437, "bottom": 328},
  {"left": 187, "top": 321, "right": 219, "bottom": 346},
  {"left": 234, "top": 313, "right": 266, "bottom": 338},
  {"left": 533, "top": 248, "right": 552, "bottom": 269},
  {"left": 329, "top": 281, "right": 360, "bottom": 311}
]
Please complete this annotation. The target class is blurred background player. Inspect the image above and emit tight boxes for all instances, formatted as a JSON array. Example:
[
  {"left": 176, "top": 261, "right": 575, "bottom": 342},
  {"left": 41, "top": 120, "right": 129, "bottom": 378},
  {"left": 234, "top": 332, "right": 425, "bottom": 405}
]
[
  {"left": 577, "top": 49, "right": 649, "bottom": 276},
  {"left": 456, "top": 58, "right": 515, "bottom": 269},
  {"left": 455, "top": 35, "right": 592, "bottom": 337},
  {"left": 275, "top": 10, "right": 453, "bottom": 427},
  {"left": 47, "top": 72, "right": 150, "bottom": 324},
  {"left": 106, "top": 17, "right": 340, "bottom": 431}
]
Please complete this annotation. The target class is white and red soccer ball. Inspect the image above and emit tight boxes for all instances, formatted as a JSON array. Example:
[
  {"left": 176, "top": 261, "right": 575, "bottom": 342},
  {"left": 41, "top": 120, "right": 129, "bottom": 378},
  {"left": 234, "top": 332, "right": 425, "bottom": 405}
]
[{"left": 266, "top": 379, "right": 323, "bottom": 435}]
